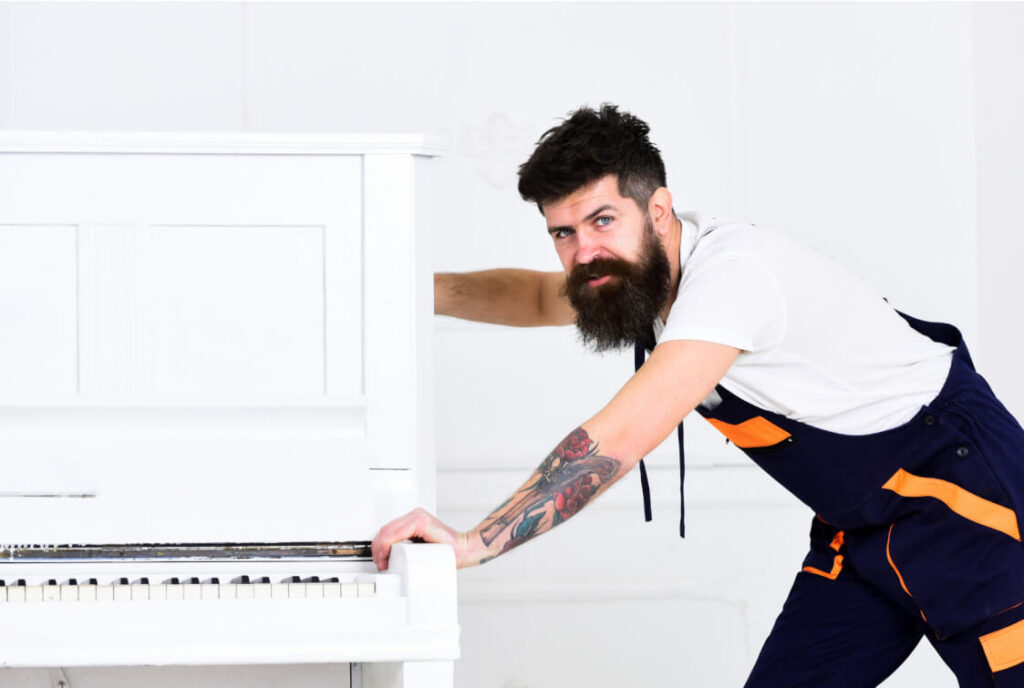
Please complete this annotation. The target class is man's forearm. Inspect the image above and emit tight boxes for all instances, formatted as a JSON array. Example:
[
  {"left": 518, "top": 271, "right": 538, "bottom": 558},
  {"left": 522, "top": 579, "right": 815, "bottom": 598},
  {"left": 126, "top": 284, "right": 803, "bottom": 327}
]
[
  {"left": 463, "top": 427, "right": 622, "bottom": 565},
  {"left": 435, "top": 269, "right": 573, "bottom": 327}
]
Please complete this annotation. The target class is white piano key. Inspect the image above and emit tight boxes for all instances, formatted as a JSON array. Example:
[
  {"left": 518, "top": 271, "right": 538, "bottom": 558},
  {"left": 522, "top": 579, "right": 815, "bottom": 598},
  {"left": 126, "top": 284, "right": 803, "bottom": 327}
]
[
  {"left": 356, "top": 582, "right": 375, "bottom": 597},
  {"left": 149, "top": 584, "right": 167, "bottom": 601},
  {"left": 78, "top": 584, "right": 96, "bottom": 602},
  {"left": 25, "top": 586, "right": 43, "bottom": 602},
  {"left": 340, "top": 582, "right": 358, "bottom": 597},
  {"left": 0, "top": 587, "right": 8, "bottom": 603},
  {"left": 96, "top": 585, "right": 114, "bottom": 602},
  {"left": 218, "top": 584, "right": 237, "bottom": 600},
  {"left": 8, "top": 586, "right": 25, "bottom": 602},
  {"left": 236, "top": 584, "right": 255, "bottom": 599},
  {"left": 130, "top": 584, "right": 149, "bottom": 601},
  {"left": 41, "top": 584, "right": 60, "bottom": 602},
  {"left": 270, "top": 583, "right": 289, "bottom": 599},
  {"left": 113, "top": 585, "right": 131, "bottom": 602},
  {"left": 165, "top": 584, "right": 185, "bottom": 601},
  {"left": 287, "top": 581, "right": 306, "bottom": 599},
  {"left": 59, "top": 585, "right": 78, "bottom": 602},
  {"left": 305, "top": 582, "right": 324, "bottom": 599},
  {"left": 182, "top": 584, "right": 201, "bottom": 601},
  {"left": 323, "top": 582, "right": 342, "bottom": 598},
  {"left": 200, "top": 583, "right": 219, "bottom": 600},
  {"left": 253, "top": 583, "right": 272, "bottom": 599}
]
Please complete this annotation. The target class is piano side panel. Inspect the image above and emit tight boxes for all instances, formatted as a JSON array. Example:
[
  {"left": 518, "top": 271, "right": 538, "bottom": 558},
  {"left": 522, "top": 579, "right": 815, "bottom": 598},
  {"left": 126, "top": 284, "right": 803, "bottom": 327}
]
[
  {"left": 362, "top": 154, "right": 434, "bottom": 503},
  {"left": 413, "top": 155, "right": 437, "bottom": 512}
]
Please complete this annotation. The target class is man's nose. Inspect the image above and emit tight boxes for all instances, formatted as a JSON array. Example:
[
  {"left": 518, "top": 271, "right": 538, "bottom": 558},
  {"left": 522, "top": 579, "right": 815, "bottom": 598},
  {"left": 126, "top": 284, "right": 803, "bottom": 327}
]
[{"left": 575, "top": 229, "right": 603, "bottom": 264}]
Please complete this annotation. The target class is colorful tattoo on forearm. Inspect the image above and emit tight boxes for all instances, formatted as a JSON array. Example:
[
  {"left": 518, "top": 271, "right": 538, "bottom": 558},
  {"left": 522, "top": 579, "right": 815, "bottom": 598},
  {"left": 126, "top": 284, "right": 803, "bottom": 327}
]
[{"left": 477, "top": 428, "right": 619, "bottom": 558}]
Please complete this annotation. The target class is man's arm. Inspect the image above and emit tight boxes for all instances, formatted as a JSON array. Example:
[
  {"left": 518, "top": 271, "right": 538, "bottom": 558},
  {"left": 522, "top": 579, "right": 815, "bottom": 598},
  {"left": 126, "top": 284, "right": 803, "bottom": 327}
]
[
  {"left": 370, "top": 339, "right": 741, "bottom": 570},
  {"left": 435, "top": 269, "right": 575, "bottom": 327}
]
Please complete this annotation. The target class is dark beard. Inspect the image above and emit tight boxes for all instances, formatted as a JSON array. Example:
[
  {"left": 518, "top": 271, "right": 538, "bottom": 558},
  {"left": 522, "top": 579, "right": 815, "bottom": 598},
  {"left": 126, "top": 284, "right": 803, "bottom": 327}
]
[{"left": 562, "top": 219, "right": 672, "bottom": 353}]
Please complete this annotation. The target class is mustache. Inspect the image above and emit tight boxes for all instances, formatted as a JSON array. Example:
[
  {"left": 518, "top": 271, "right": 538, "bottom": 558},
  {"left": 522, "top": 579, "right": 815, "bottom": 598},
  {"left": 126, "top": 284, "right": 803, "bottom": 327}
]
[{"left": 567, "top": 257, "right": 635, "bottom": 285}]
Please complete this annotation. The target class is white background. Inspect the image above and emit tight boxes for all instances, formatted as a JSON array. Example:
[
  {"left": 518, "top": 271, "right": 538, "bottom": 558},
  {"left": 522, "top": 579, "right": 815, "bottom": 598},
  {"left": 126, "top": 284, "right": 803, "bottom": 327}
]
[{"left": 1, "top": 2, "right": 1023, "bottom": 687}]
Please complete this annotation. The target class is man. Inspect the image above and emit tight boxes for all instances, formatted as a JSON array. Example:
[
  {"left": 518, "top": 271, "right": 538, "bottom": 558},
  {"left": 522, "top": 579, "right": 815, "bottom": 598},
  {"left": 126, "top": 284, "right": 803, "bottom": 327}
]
[{"left": 371, "top": 104, "right": 1024, "bottom": 685}]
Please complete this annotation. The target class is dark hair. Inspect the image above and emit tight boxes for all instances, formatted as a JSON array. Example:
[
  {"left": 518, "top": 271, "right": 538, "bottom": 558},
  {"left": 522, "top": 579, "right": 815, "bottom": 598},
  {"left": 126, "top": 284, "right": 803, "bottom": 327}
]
[{"left": 517, "top": 104, "right": 667, "bottom": 213}]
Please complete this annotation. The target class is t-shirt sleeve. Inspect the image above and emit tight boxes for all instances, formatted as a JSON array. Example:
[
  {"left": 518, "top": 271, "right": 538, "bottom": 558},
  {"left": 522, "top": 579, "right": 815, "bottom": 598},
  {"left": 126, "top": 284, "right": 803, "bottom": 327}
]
[{"left": 658, "top": 254, "right": 786, "bottom": 352}]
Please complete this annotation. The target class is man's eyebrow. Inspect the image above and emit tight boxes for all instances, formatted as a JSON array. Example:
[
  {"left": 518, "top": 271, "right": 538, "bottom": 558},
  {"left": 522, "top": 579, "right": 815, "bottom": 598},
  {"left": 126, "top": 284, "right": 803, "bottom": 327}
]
[{"left": 546, "top": 204, "right": 617, "bottom": 234}]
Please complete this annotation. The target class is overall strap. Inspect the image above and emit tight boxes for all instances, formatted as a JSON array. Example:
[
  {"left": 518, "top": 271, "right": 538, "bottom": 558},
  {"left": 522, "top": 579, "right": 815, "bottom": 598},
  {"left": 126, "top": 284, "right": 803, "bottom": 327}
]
[{"left": 634, "top": 341, "right": 686, "bottom": 537}]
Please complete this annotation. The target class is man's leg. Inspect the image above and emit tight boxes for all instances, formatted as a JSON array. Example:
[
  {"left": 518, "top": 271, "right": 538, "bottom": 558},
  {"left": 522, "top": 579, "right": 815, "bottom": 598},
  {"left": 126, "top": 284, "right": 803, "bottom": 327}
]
[
  {"left": 928, "top": 603, "right": 1024, "bottom": 687},
  {"left": 745, "top": 568, "right": 926, "bottom": 688}
]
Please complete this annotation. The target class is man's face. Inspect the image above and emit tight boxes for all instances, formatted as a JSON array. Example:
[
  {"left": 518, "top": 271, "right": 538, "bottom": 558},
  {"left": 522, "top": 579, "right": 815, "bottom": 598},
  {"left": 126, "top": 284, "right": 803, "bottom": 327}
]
[{"left": 543, "top": 176, "right": 672, "bottom": 352}]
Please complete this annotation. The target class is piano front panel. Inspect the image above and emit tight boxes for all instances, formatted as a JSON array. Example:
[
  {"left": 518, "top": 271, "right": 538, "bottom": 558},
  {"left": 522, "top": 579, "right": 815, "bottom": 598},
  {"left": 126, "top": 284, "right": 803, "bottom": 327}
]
[{"left": 0, "top": 139, "right": 440, "bottom": 544}]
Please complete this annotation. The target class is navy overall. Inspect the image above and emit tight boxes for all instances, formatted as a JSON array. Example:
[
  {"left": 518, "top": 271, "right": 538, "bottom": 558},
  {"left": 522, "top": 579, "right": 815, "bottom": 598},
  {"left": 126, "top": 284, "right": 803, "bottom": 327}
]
[{"left": 662, "top": 313, "right": 1024, "bottom": 685}]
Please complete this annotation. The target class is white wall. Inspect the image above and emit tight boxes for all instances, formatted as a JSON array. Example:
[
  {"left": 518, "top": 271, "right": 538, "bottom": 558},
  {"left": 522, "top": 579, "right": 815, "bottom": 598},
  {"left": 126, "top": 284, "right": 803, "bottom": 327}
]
[{"left": 0, "top": 2, "right": 1021, "bottom": 686}]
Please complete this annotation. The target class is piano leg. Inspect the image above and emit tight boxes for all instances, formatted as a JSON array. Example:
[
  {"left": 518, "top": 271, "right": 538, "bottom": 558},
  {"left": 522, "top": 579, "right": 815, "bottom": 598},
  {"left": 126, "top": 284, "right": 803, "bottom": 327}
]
[{"left": 350, "top": 661, "right": 454, "bottom": 688}]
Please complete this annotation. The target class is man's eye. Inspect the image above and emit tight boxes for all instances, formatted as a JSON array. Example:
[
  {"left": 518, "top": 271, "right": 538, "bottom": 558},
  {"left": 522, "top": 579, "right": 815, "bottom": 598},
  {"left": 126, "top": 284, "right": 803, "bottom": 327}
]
[
  {"left": 552, "top": 229, "right": 573, "bottom": 239},
  {"left": 596, "top": 216, "right": 612, "bottom": 227}
]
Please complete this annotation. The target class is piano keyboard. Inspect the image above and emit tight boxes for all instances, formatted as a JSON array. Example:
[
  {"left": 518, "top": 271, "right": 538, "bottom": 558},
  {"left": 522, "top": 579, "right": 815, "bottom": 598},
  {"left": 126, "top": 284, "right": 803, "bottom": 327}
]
[
  {"left": 0, "top": 575, "right": 393, "bottom": 603},
  {"left": 0, "top": 553, "right": 401, "bottom": 607}
]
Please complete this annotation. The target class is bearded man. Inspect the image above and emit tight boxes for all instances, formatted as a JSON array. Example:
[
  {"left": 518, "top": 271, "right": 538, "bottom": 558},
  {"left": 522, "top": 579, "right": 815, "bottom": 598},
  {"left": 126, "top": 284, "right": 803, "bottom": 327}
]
[{"left": 372, "top": 104, "right": 1024, "bottom": 686}]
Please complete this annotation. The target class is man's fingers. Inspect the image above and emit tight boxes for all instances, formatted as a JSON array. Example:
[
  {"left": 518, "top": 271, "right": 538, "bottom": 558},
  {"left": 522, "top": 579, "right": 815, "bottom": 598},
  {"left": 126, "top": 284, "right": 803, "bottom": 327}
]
[{"left": 371, "top": 508, "right": 443, "bottom": 571}]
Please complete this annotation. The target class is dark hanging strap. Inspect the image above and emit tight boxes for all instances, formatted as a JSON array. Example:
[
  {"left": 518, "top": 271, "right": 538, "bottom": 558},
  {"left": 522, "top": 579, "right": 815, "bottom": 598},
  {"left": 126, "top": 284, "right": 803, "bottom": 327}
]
[
  {"left": 633, "top": 341, "right": 686, "bottom": 538},
  {"left": 638, "top": 456, "right": 653, "bottom": 522},
  {"left": 677, "top": 420, "right": 685, "bottom": 538},
  {"left": 634, "top": 342, "right": 653, "bottom": 523}
]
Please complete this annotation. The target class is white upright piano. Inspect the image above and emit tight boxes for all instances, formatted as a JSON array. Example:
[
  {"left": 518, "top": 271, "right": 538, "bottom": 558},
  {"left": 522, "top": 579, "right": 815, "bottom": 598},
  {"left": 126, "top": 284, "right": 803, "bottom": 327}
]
[{"left": 0, "top": 133, "right": 457, "bottom": 686}]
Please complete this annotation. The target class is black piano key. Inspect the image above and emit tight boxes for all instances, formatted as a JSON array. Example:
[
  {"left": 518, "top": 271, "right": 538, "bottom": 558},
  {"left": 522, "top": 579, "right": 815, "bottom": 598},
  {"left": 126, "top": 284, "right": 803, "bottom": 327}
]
[
  {"left": 0, "top": 580, "right": 6, "bottom": 587},
  {"left": 324, "top": 577, "right": 339, "bottom": 583},
  {"left": 285, "top": 575, "right": 301, "bottom": 583},
  {"left": 134, "top": 577, "right": 150, "bottom": 585},
  {"left": 88, "top": 578, "right": 98, "bottom": 585},
  {"left": 203, "top": 577, "right": 219, "bottom": 585},
  {"left": 186, "top": 577, "right": 200, "bottom": 585},
  {"left": 117, "top": 577, "right": 129, "bottom": 586},
  {"left": 231, "top": 575, "right": 251, "bottom": 584},
  {"left": 165, "top": 577, "right": 180, "bottom": 585},
  {"left": 302, "top": 576, "right": 320, "bottom": 583},
  {"left": 63, "top": 578, "right": 78, "bottom": 586},
  {"left": 46, "top": 579, "right": 57, "bottom": 586},
  {"left": 258, "top": 576, "right": 271, "bottom": 584}
]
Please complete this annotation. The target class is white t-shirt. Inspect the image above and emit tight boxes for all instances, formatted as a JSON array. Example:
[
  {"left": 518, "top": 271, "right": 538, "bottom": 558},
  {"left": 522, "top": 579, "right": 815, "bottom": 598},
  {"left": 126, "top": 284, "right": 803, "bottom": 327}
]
[{"left": 654, "top": 212, "right": 954, "bottom": 434}]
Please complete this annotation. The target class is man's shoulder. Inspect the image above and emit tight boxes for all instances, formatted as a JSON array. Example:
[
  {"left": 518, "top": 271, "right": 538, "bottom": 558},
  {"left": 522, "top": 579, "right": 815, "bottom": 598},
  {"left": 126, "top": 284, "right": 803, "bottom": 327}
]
[{"left": 681, "top": 214, "right": 790, "bottom": 272}]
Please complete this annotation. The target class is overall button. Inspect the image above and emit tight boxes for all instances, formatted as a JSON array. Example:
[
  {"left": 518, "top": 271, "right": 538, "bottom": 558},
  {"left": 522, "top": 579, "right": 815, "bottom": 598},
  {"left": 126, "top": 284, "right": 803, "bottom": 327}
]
[
  {"left": 923, "top": 414, "right": 937, "bottom": 426},
  {"left": 956, "top": 446, "right": 970, "bottom": 458}
]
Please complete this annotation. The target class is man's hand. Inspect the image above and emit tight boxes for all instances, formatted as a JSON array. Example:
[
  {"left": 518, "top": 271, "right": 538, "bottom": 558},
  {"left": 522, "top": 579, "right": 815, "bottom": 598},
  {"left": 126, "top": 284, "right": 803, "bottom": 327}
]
[{"left": 371, "top": 508, "right": 475, "bottom": 571}]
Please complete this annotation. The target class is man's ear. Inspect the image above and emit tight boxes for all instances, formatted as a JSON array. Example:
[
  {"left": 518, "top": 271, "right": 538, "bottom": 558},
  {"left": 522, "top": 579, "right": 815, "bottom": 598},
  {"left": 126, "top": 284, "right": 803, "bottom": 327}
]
[{"left": 648, "top": 187, "right": 674, "bottom": 234}]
